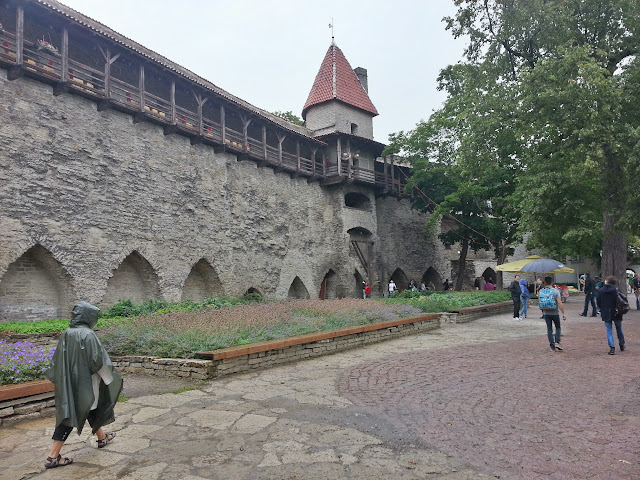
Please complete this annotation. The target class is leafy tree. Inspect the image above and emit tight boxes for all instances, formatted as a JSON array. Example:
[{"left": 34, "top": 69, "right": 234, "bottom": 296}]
[
  {"left": 272, "top": 110, "right": 305, "bottom": 126},
  {"left": 385, "top": 61, "right": 520, "bottom": 290},
  {"left": 438, "top": 0, "right": 640, "bottom": 282}
]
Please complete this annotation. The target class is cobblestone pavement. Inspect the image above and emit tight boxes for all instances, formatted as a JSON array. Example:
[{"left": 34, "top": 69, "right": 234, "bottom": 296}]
[
  {"left": 341, "top": 303, "right": 640, "bottom": 480},
  {"left": 1, "top": 300, "right": 638, "bottom": 479}
]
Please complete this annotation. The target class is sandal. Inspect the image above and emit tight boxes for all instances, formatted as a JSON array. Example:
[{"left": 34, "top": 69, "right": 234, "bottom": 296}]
[
  {"left": 45, "top": 454, "right": 73, "bottom": 469},
  {"left": 97, "top": 431, "right": 116, "bottom": 448}
]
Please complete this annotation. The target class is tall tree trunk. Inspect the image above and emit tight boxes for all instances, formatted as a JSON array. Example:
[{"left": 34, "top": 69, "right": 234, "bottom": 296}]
[
  {"left": 601, "top": 151, "right": 628, "bottom": 291},
  {"left": 601, "top": 212, "right": 628, "bottom": 292},
  {"left": 455, "top": 238, "right": 469, "bottom": 291}
]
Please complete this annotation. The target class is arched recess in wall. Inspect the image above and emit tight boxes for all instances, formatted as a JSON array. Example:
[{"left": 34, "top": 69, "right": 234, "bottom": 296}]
[
  {"left": 422, "top": 267, "right": 442, "bottom": 291},
  {"left": 482, "top": 267, "right": 497, "bottom": 284},
  {"left": 319, "top": 269, "right": 338, "bottom": 300},
  {"left": 245, "top": 287, "right": 262, "bottom": 297},
  {"left": 353, "top": 269, "right": 365, "bottom": 298},
  {"left": 102, "top": 251, "right": 161, "bottom": 306},
  {"left": 0, "top": 245, "right": 74, "bottom": 322},
  {"left": 181, "top": 259, "right": 224, "bottom": 302},
  {"left": 287, "top": 276, "right": 310, "bottom": 299},
  {"left": 390, "top": 268, "right": 410, "bottom": 292},
  {"left": 344, "top": 192, "right": 371, "bottom": 211}
]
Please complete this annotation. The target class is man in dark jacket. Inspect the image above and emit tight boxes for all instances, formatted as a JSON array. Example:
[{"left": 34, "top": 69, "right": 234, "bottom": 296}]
[
  {"left": 509, "top": 275, "right": 521, "bottom": 320},
  {"left": 44, "top": 301, "right": 123, "bottom": 468},
  {"left": 580, "top": 273, "right": 597, "bottom": 317},
  {"left": 596, "top": 276, "right": 626, "bottom": 355}
]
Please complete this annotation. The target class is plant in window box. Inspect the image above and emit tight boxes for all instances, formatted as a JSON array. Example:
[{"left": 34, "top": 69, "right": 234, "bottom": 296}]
[{"left": 36, "top": 38, "right": 59, "bottom": 56}]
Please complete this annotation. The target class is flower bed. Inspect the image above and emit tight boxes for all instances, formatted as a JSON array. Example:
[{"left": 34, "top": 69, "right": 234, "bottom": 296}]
[{"left": 0, "top": 340, "right": 55, "bottom": 386}]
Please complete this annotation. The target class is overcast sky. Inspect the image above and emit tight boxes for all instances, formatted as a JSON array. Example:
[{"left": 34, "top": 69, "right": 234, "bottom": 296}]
[{"left": 57, "top": 1, "right": 466, "bottom": 143}]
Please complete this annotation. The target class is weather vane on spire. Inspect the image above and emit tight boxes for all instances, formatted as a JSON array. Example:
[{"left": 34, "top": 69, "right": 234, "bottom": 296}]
[{"left": 329, "top": 18, "right": 334, "bottom": 42}]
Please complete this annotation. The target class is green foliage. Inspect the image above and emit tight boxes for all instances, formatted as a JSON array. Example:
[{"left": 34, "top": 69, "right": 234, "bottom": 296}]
[
  {"left": 0, "top": 317, "right": 123, "bottom": 334},
  {"left": 439, "top": 0, "right": 640, "bottom": 279},
  {"left": 103, "top": 295, "right": 263, "bottom": 318},
  {"left": 386, "top": 291, "right": 511, "bottom": 313},
  {"left": 272, "top": 110, "right": 305, "bottom": 126}
]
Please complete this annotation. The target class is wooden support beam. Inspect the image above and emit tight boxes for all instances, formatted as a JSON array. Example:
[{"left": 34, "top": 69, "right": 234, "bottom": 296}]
[
  {"left": 15, "top": 6, "right": 23, "bottom": 67},
  {"left": 240, "top": 114, "right": 251, "bottom": 156},
  {"left": 8, "top": 6, "right": 24, "bottom": 80},
  {"left": 193, "top": 93, "right": 208, "bottom": 136},
  {"left": 170, "top": 81, "right": 176, "bottom": 124},
  {"left": 220, "top": 104, "right": 226, "bottom": 145},
  {"left": 262, "top": 125, "right": 268, "bottom": 163},
  {"left": 277, "top": 133, "right": 286, "bottom": 168},
  {"left": 322, "top": 148, "right": 327, "bottom": 177},
  {"left": 337, "top": 137, "right": 342, "bottom": 175},
  {"left": 138, "top": 65, "right": 145, "bottom": 112},
  {"left": 296, "top": 140, "right": 301, "bottom": 173},
  {"left": 99, "top": 46, "right": 120, "bottom": 100},
  {"left": 346, "top": 138, "right": 352, "bottom": 180},
  {"left": 60, "top": 27, "right": 68, "bottom": 82}
]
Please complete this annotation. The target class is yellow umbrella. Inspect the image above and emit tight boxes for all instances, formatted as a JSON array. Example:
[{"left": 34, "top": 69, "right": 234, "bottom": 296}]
[{"left": 496, "top": 255, "right": 543, "bottom": 273}]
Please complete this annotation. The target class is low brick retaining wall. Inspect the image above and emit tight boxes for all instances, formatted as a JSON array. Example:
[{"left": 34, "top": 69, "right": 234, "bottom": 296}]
[{"left": 0, "top": 300, "right": 512, "bottom": 425}]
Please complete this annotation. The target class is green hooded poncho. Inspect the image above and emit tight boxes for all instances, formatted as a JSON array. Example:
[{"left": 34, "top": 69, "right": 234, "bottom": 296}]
[{"left": 46, "top": 301, "right": 123, "bottom": 435}]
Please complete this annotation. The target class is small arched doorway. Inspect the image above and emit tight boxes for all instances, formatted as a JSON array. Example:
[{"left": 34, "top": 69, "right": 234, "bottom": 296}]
[
  {"left": 288, "top": 276, "right": 310, "bottom": 299},
  {"left": 319, "top": 269, "right": 338, "bottom": 300},
  {"left": 421, "top": 267, "right": 442, "bottom": 291},
  {"left": 482, "top": 267, "right": 497, "bottom": 284},
  {"left": 390, "top": 268, "right": 410, "bottom": 292}
]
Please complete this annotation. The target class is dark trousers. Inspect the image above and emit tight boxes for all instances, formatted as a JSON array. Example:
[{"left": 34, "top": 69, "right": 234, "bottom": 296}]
[
  {"left": 512, "top": 296, "right": 521, "bottom": 318},
  {"left": 583, "top": 292, "right": 597, "bottom": 315}
]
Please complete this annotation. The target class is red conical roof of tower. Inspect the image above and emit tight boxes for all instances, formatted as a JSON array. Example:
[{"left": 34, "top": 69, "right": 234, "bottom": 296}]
[{"left": 302, "top": 42, "right": 378, "bottom": 119}]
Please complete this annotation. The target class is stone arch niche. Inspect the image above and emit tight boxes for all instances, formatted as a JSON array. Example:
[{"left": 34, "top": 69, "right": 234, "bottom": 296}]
[
  {"left": 287, "top": 276, "right": 310, "bottom": 299},
  {"left": 422, "top": 267, "right": 443, "bottom": 291},
  {"left": 181, "top": 259, "right": 224, "bottom": 302},
  {"left": 390, "top": 268, "right": 410, "bottom": 292},
  {"left": 0, "top": 245, "right": 74, "bottom": 322},
  {"left": 102, "top": 251, "right": 161, "bottom": 306},
  {"left": 344, "top": 192, "right": 371, "bottom": 211},
  {"left": 353, "top": 269, "right": 365, "bottom": 298},
  {"left": 482, "top": 267, "right": 497, "bottom": 284},
  {"left": 245, "top": 287, "right": 262, "bottom": 296},
  {"left": 319, "top": 269, "right": 338, "bottom": 300}
]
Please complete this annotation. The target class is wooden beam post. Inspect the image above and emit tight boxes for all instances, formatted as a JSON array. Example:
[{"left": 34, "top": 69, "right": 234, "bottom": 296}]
[
  {"left": 220, "top": 104, "right": 226, "bottom": 145},
  {"left": 296, "top": 140, "right": 301, "bottom": 173},
  {"left": 8, "top": 5, "right": 24, "bottom": 80},
  {"left": 322, "top": 148, "right": 327, "bottom": 177},
  {"left": 193, "top": 93, "right": 208, "bottom": 136},
  {"left": 240, "top": 115, "right": 251, "bottom": 154},
  {"left": 337, "top": 137, "right": 342, "bottom": 175},
  {"left": 277, "top": 133, "right": 286, "bottom": 168},
  {"left": 15, "top": 5, "right": 23, "bottom": 67},
  {"left": 262, "top": 125, "right": 268, "bottom": 162},
  {"left": 138, "top": 65, "right": 145, "bottom": 112},
  {"left": 347, "top": 138, "right": 352, "bottom": 180},
  {"left": 99, "top": 46, "right": 120, "bottom": 101},
  {"left": 60, "top": 27, "right": 68, "bottom": 82},
  {"left": 311, "top": 146, "right": 318, "bottom": 177},
  {"left": 170, "top": 81, "right": 176, "bottom": 123}
]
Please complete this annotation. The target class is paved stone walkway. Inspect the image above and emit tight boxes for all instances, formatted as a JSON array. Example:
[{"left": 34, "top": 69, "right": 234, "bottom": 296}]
[{"left": 1, "top": 301, "right": 638, "bottom": 479}]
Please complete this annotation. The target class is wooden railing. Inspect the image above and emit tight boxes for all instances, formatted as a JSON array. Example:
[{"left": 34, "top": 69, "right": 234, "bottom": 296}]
[{"left": 0, "top": 27, "right": 408, "bottom": 194}]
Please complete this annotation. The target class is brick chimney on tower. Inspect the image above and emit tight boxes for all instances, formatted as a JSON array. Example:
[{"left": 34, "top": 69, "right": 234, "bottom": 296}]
[{"left": 354, "top": 67, "right": 368, "bottom": 93}]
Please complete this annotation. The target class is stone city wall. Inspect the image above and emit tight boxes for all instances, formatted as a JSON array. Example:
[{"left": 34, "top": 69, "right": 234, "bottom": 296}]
[{"left": 0, "top": 70, "right": 441, "bottom": 321}]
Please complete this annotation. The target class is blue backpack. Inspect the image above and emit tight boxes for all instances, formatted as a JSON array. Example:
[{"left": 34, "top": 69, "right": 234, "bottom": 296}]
[{"left": 538, "top": 287, "right": 557, "bottom": 310}]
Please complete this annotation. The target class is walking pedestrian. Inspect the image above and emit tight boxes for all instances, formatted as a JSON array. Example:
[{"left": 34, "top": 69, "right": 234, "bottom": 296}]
[
  {"left": 596, "top": 276, "right": 626, "bottom": 355},
  {"left": 633, "top": 273, "right": 640, "bottom": 310},
  {"left": 509, "top": 275, "right": 522, "bottom": 320},
  {"left": 539, "top": 276, "right": 566, "bottom": 351},
  {"left": 580, "top": 273, "right": 597, "bottom": 317},
  {"left": 519, "top": 278, "right": 531, "bottom": 319},
  {"left": 45, "top": 301, "right": 122, "bottom": 469}
]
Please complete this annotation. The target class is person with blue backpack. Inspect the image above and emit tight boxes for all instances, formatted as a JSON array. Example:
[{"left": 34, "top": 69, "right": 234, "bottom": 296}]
[{"left": 539, "top": 276, "right": 567, "bottom": 351}]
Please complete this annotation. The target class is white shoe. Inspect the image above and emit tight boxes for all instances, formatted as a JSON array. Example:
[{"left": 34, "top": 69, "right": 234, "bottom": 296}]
[{"left": 513, "top": 317, "right": 520, "bottom": 321}]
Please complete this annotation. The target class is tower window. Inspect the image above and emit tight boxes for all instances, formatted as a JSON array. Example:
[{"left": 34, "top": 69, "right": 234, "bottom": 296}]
[{"left": 351, "top": 123, "right": 358, "bottom": 135}]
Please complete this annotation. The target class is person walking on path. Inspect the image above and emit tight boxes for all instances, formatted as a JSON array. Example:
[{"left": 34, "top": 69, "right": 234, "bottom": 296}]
[
  {"left": 45, "top": 301, "right": 123, "bottom": 469},
  {"left": 596, "top": 276, "right": 626, "bottom": 355},
  {"left": 509, "top": 275, "right": 522, "bottom": 320},
  {"left": 539, "top": 276, "right": 566, "bottom": 351},
  {"left": 519, "top": 278, "right": 531, "bottom": 319},
  {"left": 633, "top": 273, "right": 640, "bottom": 310},
  {"left": 388, "top": 279, "right": 397, "bottom": 296},
  {"left": 580, "top": 273, "right": 598, "bottom": 317}
]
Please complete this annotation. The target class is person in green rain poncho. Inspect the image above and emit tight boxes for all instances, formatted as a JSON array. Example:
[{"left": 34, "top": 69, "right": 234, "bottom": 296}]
[{"left": 44, "top": 301, "right": 123, "bottom": 469}]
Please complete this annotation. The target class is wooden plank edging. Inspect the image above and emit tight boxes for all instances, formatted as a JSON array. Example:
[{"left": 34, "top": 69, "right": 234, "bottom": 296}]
[{"left": 0, "top": 379, "right": 54, "bottom": 402}]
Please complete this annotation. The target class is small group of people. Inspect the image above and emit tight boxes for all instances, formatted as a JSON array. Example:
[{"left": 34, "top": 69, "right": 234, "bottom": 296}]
[
  {"left": 510, "top": 274, "right": 628, "bottom": 355},
  {"left": 474, "top": 276, "right": 496, "bottom": 291}
]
